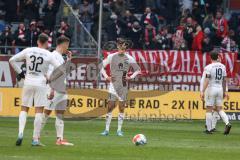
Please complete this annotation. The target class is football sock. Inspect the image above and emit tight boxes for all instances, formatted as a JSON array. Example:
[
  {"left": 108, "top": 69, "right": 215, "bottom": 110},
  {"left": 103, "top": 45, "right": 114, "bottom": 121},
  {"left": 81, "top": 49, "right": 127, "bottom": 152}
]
[
  {"left": 33, "top": 113, "right": 43, "bottom": 140},
  {"left": 18, "top": 111, "right": 27, "bottom": 137},
  {"left": 41, "top": 113, "right": 49, "bottom": 131},
  {"left": 212, "top": 111, "right": 219, "bottom": 129},
  {"left": 105, "top": 112, "right": 112, "bottom": 132},
  {"left": 117, "top": 113, "right": 124, "bottom": 132},
  {"left": 206, "top": 112, "right": 213, "bottom": 131},
  {"left": 55, "top": 114, "right": 64, "bottom": 140},
  {"left": 218, "top": 110, "right": 229, "bottom": 125}
]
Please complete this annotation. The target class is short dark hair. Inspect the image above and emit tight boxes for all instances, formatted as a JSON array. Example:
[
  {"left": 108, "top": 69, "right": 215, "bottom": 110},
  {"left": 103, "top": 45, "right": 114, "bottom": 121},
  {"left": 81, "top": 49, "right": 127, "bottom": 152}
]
[
  {"left": 56, "top": 36, "right": 70, "bottom": 45},
  {"left": 210, "top": 51, "right": 219, "bottom": 60},
  {"left": 38, "top": 33, "right": 49, "bottom": 44}
]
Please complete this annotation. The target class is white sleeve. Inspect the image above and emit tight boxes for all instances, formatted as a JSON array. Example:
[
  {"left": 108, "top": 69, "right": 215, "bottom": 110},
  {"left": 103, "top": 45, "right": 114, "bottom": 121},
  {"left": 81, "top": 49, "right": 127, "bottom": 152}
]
[
  {"left": 204, "top": 66, "right": 211, "bottom": 78},
  {"left": 101, "top": 55, "right": 112, "bottom": 79},
  {"left": 129, "top": 56, "right": 141, "bottom": 79},
  {"left": 223, "top": 66, "right": 227, "bottom": 77},
  {"left": 9, "top": 49, "right": 28, "bottom": 74},
  {"left": 47, "top": 64, "right": 54, "bottom": 78},
  {"left": 200, "top": 71, "right": 206, "bottom": 92},
  {"left": 50, "top": 55, "right": 61, "bottom": 68}
]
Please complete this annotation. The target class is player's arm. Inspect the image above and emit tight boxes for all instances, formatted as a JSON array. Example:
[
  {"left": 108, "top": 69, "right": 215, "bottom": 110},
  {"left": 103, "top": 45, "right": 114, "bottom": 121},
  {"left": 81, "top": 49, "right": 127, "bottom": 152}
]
[
  {"left": 48, "top": 55, "right": 65, "bottom": 83},
  {"left": 222, "top": 67, "right": 229, "bottom": 100},
  {"left": 9, "top": 49, "right": 27, "bottom": 79},
  {"left": 200, "top": 68, "right": 210, "bottom": 100},
  {"left": 127, "top": 57, "right": 141, "bottom": 80},
  {"left": 101, "top": 54, "right": 113, "bottom": 82},
  {"left": 46, "top": 64, "right": 55, "bottom": 100},
  {"left": 199, "top": 71, "right": 205, "bottom": 93}
]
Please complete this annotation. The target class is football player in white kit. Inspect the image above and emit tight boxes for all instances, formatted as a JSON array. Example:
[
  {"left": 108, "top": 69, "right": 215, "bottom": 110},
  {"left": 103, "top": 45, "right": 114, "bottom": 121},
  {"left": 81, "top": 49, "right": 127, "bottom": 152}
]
[
  {"left": 200, "top": 52, "right": 231, "bottom": 135},
  {"left": 41, "top": 36, "right": 73, "bottom": 146},
  {"left": 9, "top": 34, "right": 62, "bottom": 146},
  {"left": 100, "top": 39, "right": 141, "bottom": 136},
  {"left": 200, "top": 66, "right": 220, "bottom": 132}
]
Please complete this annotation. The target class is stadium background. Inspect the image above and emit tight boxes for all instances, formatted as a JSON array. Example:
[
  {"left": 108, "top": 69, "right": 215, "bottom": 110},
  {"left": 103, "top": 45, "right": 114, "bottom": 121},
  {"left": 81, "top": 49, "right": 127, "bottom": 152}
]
[{"left": 1, "top": 0, "right": 240, "bottom": 120}]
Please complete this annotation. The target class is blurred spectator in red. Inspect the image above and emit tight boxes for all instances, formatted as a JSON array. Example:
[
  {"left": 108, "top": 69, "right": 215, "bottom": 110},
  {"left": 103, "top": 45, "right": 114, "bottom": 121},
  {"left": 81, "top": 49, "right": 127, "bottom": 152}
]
[
  {"left": 140, "top": 7, "right": 159, "bottom": 29},
  {"left": 156, "top": 26, "right": 172, "bottom": 50},
  {"left": 172, "top": 23, "right": 187, "bottom": 50},
  {"left": 213, "top": 9, "right": 228, "bottom": 46},
  {"left": 56, "top": 20, "right": 72, "bottom": 39},
  {"left": 202, "top": 27, "right": 214, "bottom": 53},
  {"left": 23, "top": 0, "right": 39, "bottom": 24},
  {"left": 43, "top": 0, "right": 58, "bottom": 30},
  {"left": 192, "top": 25, "right": 204, "bottom": 51},
  {"left": 0, "top": 25, "right": 13, "bottom": 54},
  {"left": 79, "top": 0, "right": 94, "bottom": 32},
  {"left": 128, "top": 21, "right": 142, "bottom": 49},
  {"left": 144, "top": 21, "right": 157, "bottom": 49},
  {"left": 221, "top": 29, "right": 238, "bottom": 52},
  {"left": 26, "top": 20, "right": 41, "bottom": 47},
  {"left": 13, "top": 23, "right": 28, "bottom": 51},
  {"left": 183, "top": 17, "right": 197, "bottom": 49}
]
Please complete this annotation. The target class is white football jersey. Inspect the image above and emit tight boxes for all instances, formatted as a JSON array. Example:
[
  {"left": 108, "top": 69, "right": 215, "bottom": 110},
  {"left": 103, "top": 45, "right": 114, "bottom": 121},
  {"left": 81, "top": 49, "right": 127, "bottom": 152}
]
[
  {"left": 102, "top": 52, "right": 140, "bottom": 84},
  {"left": 9, "top": 47, "right": 61, "bottom": 87},
  {"left": 203, "top": 62, "right": 227, "bottom": 88},
  {"left": 47, "top": 50, "right": 65, "bottom": 77}
]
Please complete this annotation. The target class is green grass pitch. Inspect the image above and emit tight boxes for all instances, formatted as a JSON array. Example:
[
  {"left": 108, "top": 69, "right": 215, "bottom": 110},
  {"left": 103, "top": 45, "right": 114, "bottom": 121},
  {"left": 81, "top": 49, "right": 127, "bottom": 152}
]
[{"left": 0, "top": 117, "right": 240, "bottom": 160}]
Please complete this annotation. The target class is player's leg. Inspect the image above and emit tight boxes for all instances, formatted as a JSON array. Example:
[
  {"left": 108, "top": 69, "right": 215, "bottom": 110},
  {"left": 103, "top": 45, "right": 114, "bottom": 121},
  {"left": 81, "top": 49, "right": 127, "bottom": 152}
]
[
  {"left": 16, "top": 106, "right": 29, "bottom": 146},
  {"left": 41, "top": 109, "right": 52, "bottom": 131},
  {"left": 32, "top": 106, "right": 45, "bottom": 146},
  {"left": 204, "top": 88, "right": 216, "bottom": 134},
  {"left": 16, "top": 85, "right": 33, "bottom": 146},
  {"left": 55, "top": 110, "right": 73, "bottom": 146},
  {"left": 116, "top": 88, "right": 127, "bottom": 136},
  {"left": 32, "top": 86, "right": 47, "bottom": 146},
  {"left": 117, "top": 101, "right": 126, "bottom": 136},
  {"left": 211, "top": 109, "right": 220, "bottom": 132},
  {"left": 101, "top": 94, "right": 116, "bottom": 136},
  {"left": 216, "top": 89, "right": 231, "bottom": 135},
  {"left": 205, "top": 106, "right": 213, "bottom": 134}
]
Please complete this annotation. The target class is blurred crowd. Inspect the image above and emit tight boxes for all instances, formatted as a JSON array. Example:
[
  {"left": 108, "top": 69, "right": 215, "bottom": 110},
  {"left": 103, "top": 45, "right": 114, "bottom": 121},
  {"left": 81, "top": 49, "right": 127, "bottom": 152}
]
[
  {"left": 0, "top": 0, "right": 73, "bottom": 54},
  {"left": 68, "top": 0, "right": 240, "bottom": 52},
  {"left": 0, "top": 0, "right": 240, "bottom": 54}
]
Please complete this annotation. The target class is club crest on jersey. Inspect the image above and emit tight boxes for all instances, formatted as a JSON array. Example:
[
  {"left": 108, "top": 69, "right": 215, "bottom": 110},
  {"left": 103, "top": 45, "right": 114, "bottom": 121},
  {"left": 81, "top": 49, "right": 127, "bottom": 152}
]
[{"left": 118, "top": 63, "right": 123, "bottom": 69}]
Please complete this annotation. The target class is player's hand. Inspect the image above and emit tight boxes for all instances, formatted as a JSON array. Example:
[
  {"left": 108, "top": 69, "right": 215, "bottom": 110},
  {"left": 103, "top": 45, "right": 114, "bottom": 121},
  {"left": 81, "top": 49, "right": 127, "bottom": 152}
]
[
  {"left": 44, "top": 74, "right": 50, "bottom": 84},
  {"left": 47, "top": 89, "right": 54, "bottom": 100},
  {"left": 125, "top": 76, "right": 131, "bottom": 81},
  {"left": 106, "top": 76, "right": 115, "bottom": 82},
  {"left": 16, "top": 71, "right": 25, "bottom": 81},
  {"left": 200, "top": 92, "right": 204, "bottom": 101},
  {"left": 224, "top": 92, "right": 229, "bottom": 100},
  {"left": 66, "top": 50, "right": 72, "bottom": 60}
]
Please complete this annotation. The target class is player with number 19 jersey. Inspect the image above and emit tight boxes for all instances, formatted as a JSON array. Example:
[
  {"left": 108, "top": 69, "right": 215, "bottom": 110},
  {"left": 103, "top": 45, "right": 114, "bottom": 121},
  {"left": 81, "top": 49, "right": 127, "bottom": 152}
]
[
  {"left": 203, "top": 62, "right": 227, "bottom": 107},
  {"left": 9, "top": 47, "right": 61, "bottom": 107}
]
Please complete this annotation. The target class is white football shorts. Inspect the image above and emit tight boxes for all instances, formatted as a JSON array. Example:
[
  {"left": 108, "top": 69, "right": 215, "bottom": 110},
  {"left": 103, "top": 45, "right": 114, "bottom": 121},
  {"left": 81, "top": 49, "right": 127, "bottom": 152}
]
[
  {"left": 108, "top": 83, "right": 128, "bottom": 102},
  {"left": 45, "top": 91, "right": 68, "bottom": 111},
  {"left": 21, "top": 85, "right": 48, "bottom": 107},
  {"left": 205, "top": 86, "right": 223, "bottom": 107}
]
